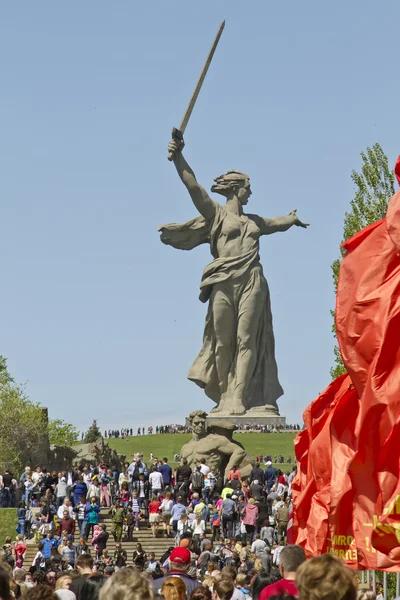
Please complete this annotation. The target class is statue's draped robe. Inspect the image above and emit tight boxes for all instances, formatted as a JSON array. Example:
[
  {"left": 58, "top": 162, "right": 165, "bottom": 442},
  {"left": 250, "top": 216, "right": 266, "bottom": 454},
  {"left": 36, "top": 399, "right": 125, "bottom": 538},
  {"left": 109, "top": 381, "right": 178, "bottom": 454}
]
[{"left": 159, "top": 203, "right": 283, "bottom": 411}]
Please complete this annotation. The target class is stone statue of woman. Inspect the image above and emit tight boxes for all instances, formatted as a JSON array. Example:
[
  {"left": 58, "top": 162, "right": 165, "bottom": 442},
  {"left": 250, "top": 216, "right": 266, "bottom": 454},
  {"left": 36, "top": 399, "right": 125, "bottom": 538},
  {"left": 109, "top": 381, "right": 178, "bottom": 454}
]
[{"left": 159, "top": 136, "right": 309, "bottom": 417}]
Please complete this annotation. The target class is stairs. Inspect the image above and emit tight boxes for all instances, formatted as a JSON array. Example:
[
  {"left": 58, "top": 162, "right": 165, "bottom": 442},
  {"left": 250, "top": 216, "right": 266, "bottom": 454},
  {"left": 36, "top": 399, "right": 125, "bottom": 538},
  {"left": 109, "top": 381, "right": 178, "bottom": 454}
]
[{"left": 23, "top": 508, "right": 175, "bottom": 567}]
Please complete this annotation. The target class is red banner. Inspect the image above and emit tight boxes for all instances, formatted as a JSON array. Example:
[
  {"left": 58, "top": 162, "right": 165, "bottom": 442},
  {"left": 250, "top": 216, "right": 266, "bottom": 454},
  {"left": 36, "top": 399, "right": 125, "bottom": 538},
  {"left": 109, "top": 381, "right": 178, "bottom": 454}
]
[{"left": 292, "top": 175, "right": 400, "bottom": 571}]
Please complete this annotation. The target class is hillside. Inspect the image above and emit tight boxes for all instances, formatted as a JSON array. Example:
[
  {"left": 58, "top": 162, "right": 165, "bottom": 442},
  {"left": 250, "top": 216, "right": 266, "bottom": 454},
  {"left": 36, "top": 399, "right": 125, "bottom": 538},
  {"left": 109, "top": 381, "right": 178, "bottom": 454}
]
[{"left": 107, "top": 431, "right": 297, "bottom": 469}]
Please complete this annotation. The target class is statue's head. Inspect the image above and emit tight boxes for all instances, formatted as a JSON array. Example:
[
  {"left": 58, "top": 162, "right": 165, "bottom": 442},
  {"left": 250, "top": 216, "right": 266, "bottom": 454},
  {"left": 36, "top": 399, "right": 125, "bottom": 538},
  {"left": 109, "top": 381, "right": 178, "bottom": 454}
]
[
  {"left": 211, "top": 170, "right": 252, "bottom": 205},
  {"left": 189, "top": 410, "right": 208, "bottom": 436}
]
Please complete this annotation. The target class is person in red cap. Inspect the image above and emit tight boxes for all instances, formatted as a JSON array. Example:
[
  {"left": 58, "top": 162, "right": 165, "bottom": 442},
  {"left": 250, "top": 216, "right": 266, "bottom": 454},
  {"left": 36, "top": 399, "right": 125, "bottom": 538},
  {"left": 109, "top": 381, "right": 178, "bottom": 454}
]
[{"left": 152, "top": 546, "right": 201, "bottom": 596}]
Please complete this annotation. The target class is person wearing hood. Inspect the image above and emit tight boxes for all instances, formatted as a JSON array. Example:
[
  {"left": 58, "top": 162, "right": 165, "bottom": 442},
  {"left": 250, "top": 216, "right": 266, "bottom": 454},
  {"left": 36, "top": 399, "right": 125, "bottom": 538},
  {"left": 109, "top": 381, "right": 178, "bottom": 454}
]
[{"left": 241, "top": 497, "right": 258, "bottom": 543}]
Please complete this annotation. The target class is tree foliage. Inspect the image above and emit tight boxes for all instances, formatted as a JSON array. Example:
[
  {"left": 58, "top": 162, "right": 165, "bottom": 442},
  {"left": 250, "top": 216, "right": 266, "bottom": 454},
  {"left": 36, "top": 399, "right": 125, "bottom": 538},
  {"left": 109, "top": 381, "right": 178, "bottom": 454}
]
[
  {"left": 0, "top": 356, "right": 47, "bottom": 474},
  {"left": 84, "top": 419, "right": 102, "bottom": 443},
  {"left": 331, "top": 144, "right": 395, "bottom": 379},
  {"left": 48, "top": 418, "right": 79, "bottom": 447},
  {"left": 0, "top": 355, "right": 78, "bottom": 474}
]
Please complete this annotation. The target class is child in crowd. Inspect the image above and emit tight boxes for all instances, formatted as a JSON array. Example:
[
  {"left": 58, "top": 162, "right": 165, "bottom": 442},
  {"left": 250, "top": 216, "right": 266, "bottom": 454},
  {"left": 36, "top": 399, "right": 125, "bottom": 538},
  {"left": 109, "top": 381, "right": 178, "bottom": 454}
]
[
  {"left": 24, "top": 476, "right": 34, "bottom": 505},
  {"left": 131, "top": 491, "right": 140, "bottom": 530},
  {"left": 120, "top": 483, "right": 130, "bottom": 508}
]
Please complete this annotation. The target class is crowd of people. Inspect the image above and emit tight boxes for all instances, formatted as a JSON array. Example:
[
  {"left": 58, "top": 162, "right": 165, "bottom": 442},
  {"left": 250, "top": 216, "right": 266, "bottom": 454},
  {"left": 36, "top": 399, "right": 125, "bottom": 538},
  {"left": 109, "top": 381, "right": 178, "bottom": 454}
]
[
  {"left": 101, "top": 424, "right": 303, "bottom": 439},
  {"left": 103, "top": 425, "right": 189, "bottom": 439},
  {"left": 0, "top": 549, "right": 368, "bottom": 600},
  {"left": 0, "top": 456, "right": 376, "bottom": 600},
  {"left": 235, "top": 425, "right": 302, "bottom": 432}
]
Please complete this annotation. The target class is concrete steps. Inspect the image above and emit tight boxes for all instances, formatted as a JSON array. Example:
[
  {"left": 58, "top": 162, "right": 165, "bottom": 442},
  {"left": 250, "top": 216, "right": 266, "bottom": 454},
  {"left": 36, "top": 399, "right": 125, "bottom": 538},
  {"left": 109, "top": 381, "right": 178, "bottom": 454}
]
[{"left": 23, "top": 508, "right": 175, "bottom": 566}]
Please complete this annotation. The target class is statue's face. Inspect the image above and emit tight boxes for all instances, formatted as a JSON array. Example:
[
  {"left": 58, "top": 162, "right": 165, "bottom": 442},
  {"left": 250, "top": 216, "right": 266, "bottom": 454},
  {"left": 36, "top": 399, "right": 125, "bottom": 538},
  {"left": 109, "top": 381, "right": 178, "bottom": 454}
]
[
  {"left": 238, "top": 179, "right": 252, "bottom": 205},
  {"left": 192, "top": 416, "right": 206, "bottom": 436}
]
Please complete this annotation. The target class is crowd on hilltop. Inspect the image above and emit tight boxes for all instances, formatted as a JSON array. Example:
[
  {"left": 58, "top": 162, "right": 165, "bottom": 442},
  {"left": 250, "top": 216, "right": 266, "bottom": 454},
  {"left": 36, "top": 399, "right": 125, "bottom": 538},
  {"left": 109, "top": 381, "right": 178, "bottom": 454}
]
[
  {"left": 100, "top": 424, "right": 303, "bottom": 439},
  {"left": 0, "top": 455, "right": 374, "bottom": 600},
  {"left": 104, "top": 425, "right": 189, "bottom": 439}
]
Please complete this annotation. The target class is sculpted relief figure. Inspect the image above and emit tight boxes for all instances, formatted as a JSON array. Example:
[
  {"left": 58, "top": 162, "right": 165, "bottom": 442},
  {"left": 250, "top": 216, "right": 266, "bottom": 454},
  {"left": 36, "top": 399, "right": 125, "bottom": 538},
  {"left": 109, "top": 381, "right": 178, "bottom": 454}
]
[
  {"left": 159, "top": 137, "right": 309, "bottom": 416},
  {"left": 180, "top": 410, "right": 253, "bottom": 480}
]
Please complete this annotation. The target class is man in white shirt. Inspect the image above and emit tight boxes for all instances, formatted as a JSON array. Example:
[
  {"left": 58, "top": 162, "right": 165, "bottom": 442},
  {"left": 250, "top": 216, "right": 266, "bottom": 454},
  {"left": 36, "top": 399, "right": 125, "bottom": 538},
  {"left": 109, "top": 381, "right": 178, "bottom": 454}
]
[
  {"left": 57, "top": 498, "right": 74, "bottom": 520},
  {"left": 149, "top": 467, "right": 163, "bottom": 495},
  {"left": 199, "top": 458, "right": 210, "bottom": 477}
]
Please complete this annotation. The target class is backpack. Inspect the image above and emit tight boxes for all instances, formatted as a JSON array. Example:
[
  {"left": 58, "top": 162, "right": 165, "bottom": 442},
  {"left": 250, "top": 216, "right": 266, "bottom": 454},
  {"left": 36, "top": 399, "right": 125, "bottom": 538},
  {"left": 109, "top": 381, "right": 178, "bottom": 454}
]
[{"left": 192, "top": 471, "right": 204, "bottom": 489}]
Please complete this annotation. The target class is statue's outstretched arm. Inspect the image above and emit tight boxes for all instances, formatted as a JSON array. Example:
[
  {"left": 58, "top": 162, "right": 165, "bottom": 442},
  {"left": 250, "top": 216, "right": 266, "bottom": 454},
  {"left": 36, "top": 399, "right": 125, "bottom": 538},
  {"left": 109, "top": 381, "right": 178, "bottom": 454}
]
[
  {"left": 255, "top": 210, "right": 309, "bottom": 235},
  {"left": 168, "top": 137, "right": 216, "bottom": 220}
]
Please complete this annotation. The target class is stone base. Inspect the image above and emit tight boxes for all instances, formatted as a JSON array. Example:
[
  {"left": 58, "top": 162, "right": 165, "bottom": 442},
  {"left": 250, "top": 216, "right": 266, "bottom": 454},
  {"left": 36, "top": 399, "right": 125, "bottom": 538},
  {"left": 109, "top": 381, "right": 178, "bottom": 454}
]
[{"left": 206, "top": 414, "right": 286, "bottom": 428}]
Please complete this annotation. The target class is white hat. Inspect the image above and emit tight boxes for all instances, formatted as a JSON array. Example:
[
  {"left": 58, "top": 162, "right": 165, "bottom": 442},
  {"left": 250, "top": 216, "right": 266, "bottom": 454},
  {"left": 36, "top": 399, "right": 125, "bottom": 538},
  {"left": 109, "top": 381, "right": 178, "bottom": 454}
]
[
  {"left": 60, "top": 477, "right": 66, "bottom": 482},
  {"left": 266, "top": 461, "right": 272, "bottom": 466}
]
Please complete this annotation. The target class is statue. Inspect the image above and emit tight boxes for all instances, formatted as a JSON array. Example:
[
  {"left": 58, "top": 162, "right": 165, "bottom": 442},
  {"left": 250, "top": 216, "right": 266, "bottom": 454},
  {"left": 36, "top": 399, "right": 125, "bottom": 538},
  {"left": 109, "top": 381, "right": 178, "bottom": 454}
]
[
  {"left": 180, "top": 410, "right": 254, "bottom": 480},
  {"left": 159, "top": 137, "right": 309, "bottom": 417}
]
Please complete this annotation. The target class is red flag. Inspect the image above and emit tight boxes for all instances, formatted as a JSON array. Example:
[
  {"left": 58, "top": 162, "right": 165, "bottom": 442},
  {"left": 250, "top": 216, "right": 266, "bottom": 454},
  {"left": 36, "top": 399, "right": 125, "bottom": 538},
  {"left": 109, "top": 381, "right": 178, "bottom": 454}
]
[
  {"left": 395, "top": 155, "right": 400, "bottom": 185},
  {"left": 293, "top": 182, "right": 400, "bottom": 571}
]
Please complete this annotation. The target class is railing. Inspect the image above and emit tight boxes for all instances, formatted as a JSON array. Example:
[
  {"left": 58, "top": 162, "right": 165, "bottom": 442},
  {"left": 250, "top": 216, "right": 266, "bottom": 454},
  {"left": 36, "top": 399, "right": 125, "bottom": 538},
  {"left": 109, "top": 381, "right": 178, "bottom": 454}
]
[{"left": 360, "top": 571, "right": 400, "bottom": 600}]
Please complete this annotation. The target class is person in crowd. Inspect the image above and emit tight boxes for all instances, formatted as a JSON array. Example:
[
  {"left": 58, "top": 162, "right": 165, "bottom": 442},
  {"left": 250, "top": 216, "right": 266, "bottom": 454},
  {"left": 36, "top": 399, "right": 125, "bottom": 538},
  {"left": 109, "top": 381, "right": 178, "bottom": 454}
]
[
  {"left": 99, "top": 567, "right": 155, "bottom": 600},
  {"left": 58, "top": 509, "right": 75, "bottom": 538},
  {"left": 42, "top": 531, "right": 57, "bottom": 560},
  {"left": 175, "top": 459, "right": 192, "bottom": 500},
  {"left": 32, "top": 542, "right": 46, "bottom": 570},
  {"left": 260, "top": 519, "right": 274, "bottom": 548},
  {"left": 258, "top": 544, "right": 306, "bottom": 600},
  {"left": 148, "top": 495, "right": 161, "bottom": 538},
  {"left": 73, "top": 477, "right": 88, "bottom": 506},
  {"left": 277, "top": 498, "right": 290, "bottom": 543},
  {"left": 84, "top": 497, "right": 100, "bottom": 540},
  {"left": 221, "top": 494, "right": 236, "bottom": 539},
  {"left": 109, "top": 499, "right": 125, "bottom": 542},
  {"left": 70, "top": 554, "right": 94, "bottom": 600},
  {"left": 264, "top": 462, "right": 277, "bottom": 494},
  {"left": 78, "top": 572, "right": 106, "bottom": 600},
  {"left": 76, "top": 535, "right": 91, "bottom": 556},
  {"left": 153, "top": 547, "right": 201, "bottom": 595},
  {"left": 191, "top": 466, "right": 205, "bottom": 498},
  {"left": 203, "top": 468, "right": 216, "bottom": 503},
  {"left": 161, "top": 577, "right": 187, "bottom": 600},
  {"left": 74, "top": 495, "right": 87, "bottom": 536},
  {"left": 14, "top": 534, "right": 27, "bottom": 568},
  {"left": 191, "top": 513, "right": 206, "bottom": 544},
  {"left": 55, "top": 575, "right": 73, "bottom": 591},
  {"left": 136, "top": 473, "right": 150, "bottom": 515},
  {"left": 61, "top": 538, "right": 77, "bottom": 567},
  {"left": 241, "top": 497, "right": 258, "bottom": 543},
  {"left": 57, "top": 498, "right": 75, "bottom": 520},
  {"left": 132, "top": 542, "right": 147, "bottom": 571},
  {"left": 160, "top": 491, "right": 174, "bottom": 537},
  {"left": 249, "top": 463, "right": 264, "bottom": 486},
  {"left": 171, "top": 495, "right": 187, "bottom": 533},
  {"left": 55, "top": 477, "right": 67, "bottom": 508},
  {"left": 86, "top": 478, "right": 101, "bottom": 503},
  {"left": 93, "top": 524, "right": 109, "bottom": 559},
  {"left": 160, "top": 457, "right": 173, "bottom": 489},
  {"left": 149, "top": 466, "right": 164, "bottom": 496},
  {"left": 296, "top": 554, "right": 357, "bottom": 600},
  {"left": 213, "top": 577, "right": 235, "bottom": 600},
  {"left": 129, "top": 456, "right": 149, "bottom": 487},
  {"left": 227, "top": 465, "right": 241, "bottom": 482},
  {"left": 113, "top": 542, "right": 127, "bottom": 568}
]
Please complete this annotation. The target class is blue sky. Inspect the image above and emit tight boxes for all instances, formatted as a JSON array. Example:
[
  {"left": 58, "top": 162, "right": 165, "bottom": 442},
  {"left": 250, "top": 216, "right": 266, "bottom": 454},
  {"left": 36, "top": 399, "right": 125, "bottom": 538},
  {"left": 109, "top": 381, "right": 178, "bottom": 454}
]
[{"left": 1, "top": 1, "right": 399, "bottom": 433}]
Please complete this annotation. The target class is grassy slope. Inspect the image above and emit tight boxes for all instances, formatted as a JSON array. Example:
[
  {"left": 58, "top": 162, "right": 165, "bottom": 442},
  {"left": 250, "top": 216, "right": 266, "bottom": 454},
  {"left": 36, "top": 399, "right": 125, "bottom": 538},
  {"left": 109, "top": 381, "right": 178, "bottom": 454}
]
[
  {"left": 0, "top": 509, "right": 17, "bottom": 543},
  {"left": 107, "top": 432, "right": 297, "bottom": 469}
]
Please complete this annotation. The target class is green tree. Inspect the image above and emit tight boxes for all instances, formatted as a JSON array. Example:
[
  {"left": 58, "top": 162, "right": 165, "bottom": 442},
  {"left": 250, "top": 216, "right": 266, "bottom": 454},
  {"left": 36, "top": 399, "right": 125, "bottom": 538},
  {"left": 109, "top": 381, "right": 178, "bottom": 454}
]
[
  {"left": 331, "top": 143, "right": 395, "bottom": 379},
  {"left": 0, "top": 354, "right": 78, "bottom": 473},
  {"left": 48, "top": 418, "right": 79, "bottom": 447},
  {"left": 0, "top": 356, "right": 48, "bottom": 473},
  {"left": 84, "top": 419, "right": 102, "bottom": 443}
]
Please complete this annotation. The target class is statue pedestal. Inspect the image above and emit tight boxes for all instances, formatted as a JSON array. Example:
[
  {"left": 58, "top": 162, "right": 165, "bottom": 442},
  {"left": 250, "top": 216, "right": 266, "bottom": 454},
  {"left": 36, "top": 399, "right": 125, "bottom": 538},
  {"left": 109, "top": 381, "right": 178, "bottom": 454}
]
[{"left": 205, "top": 410, "right": 286, "bottom": 428}]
